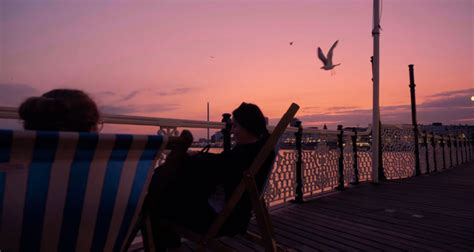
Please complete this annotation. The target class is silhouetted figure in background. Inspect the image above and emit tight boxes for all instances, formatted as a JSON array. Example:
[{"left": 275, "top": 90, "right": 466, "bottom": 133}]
[{"left": 19, "top": 89, "right": 100, "bottom": 132}]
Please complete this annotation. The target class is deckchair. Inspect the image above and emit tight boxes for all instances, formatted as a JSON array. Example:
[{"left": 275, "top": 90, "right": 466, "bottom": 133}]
[
  {"left": 0, "top": 129, "right": 171, "bottom": 252},
  {"left": 143, "top": 103, "right": 299, "bottom": 251}
]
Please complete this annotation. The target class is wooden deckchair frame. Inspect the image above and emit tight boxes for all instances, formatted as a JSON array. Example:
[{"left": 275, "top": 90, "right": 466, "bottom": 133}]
[{"left": 140, "top": 103, "right": 299, "bottom": 251}]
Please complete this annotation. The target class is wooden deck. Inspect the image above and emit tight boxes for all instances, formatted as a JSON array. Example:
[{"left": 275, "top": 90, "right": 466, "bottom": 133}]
[{"left": 130, "top": 161, "right": 474, "bottom": 251}]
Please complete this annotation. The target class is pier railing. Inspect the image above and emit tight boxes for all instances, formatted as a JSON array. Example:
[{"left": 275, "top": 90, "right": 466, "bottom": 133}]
[{"left": 1, "top": 106, "right": 472, "bottom": 207}]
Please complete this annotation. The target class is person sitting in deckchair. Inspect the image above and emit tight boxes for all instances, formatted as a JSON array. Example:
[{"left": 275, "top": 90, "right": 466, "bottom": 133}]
[
  {"left": 19, "top": 88, "right": 101, "bottom": 132},
  {"left": 147, "top": 102, "right": 275, "bottom": 251}
]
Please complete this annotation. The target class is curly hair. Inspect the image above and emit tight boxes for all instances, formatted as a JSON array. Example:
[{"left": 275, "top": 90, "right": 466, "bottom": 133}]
[{"left": 19, "top": 89, "right": 100, "bottom": 132}]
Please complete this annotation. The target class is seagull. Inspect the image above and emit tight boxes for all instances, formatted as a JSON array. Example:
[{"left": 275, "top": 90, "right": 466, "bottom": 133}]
[{"left": 318, "top": 40, "right": 341, "bottom": 74}]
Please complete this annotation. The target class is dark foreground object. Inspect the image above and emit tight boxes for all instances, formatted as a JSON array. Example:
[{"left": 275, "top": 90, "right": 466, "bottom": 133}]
[{"left": 130, "top": 161, "right": 474, "bottom": 251}]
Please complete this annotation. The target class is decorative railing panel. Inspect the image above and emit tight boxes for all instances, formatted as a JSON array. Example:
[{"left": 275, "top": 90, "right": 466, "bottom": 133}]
[
  {"left": 264, "top": 150, "right": 297, "bottom": 206},
  {"left": 343, "top": 134, "right": 355, "bottom": 184},
  {"left": 381, "top": 126, "right": 416, "bottom": 179},
  {"left": 357, "top": 151, "right": 373, "bottom": 182},
  {"left": 302, "top": 149, "right": 340, "bottom": 195},
  {"left": 419, "top": 141, "right": 428, "bottom": 174},
  {"left": 300, "top": 130, "right": 341, "bottom": 197},
  {"left": 427, "top": 143, "right": 435, "bottom": 173}
]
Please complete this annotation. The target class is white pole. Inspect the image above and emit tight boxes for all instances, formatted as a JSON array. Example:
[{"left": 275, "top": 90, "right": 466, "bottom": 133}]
[{"left": 372, "top": 0, "right": 381, "bottom": 183}]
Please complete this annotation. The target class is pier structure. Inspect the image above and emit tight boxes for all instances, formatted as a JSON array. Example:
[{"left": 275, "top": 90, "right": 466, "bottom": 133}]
[{"left": 1, "top": 107, "right": 473, "bottom": 250}]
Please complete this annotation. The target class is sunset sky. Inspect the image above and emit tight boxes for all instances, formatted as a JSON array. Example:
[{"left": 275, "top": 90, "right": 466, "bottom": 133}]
[{"left": 1, "top": 0, "right": 472, "bottom": 135}]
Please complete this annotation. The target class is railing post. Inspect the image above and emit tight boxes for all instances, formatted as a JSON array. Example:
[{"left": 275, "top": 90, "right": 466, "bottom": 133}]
[
  {"left": 471, "top": 138, "right": 473, "bottom": 161},
  {"left": 441, "top": 136, "right": 446, "bottom": 170},
  {"left": 460, "top": 137, "right": 465, "bottom": 164},
  {"left": 351, "top": 128, "right": 360, "bottom": 185},
  {"left": 448, "top": 136, "right": 453, "bottom": 168},
  {"left": 463, "top": 138, "right": 466, "bottom": 163},
  {"left": 468, "top": 138, "right": 471, "bottom": 161},
  {"left": 378, "top": 121, "right": 386, "bottom": 181},
  {"left": 221, "top": 113, "right": 232, "bottom": 152},
  {"left": 423, "top": 131, "right": 430, "bottom": 174},
  {"left": 462, "top": 138, "right": 467, "bottom": 163},
  {"left": 431, "top": 133, "right": 438, "bottom": 173},
  {"left": 294, "top": 120, "right": 304, "bottom": 203},
  {"left": 409, "top": 64, "right": 421, "bottom": 176},
  {"left": 336, "top": 125, "right": 345, "bottom": 190},
  {"left": 469, "top": 138, "right": 473, "bottom": 161},
  {"left": 464, "top": 138, "right": 468, "bottom": 163},
  {"left": 455, "top": 137, "right": 459, "bottom": 166}
]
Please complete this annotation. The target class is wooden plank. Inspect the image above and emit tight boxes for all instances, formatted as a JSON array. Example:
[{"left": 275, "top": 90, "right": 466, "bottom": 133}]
[
  {"left": 297, "top": 199, "right": 473, "bottom": 245},
  {"left": 283, "top": 207, "right": 449, "bottom": 251},
  {"left": 279, "top": 210, "right": 437, "bottom": 251},
  {"left": 252, "top": 218, "right": 366, "bottom": 251},
  {"left": 327, "top": 191, "right": 474, "bottom": 221},
  {"left": 218, "top": 236, "right": 263, "bottom": 252},
  {"left": 247, "top": 223, "right": 333, "bottom": 252},
  {"left": 310, "top": 192, "right": 472, "bottom": 237},
  {"left": 272, "top": 212, "right": 400, "bottom": 251}
]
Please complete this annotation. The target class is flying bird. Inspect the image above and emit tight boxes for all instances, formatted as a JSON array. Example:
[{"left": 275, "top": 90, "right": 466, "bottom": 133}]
[
  {"left": 317, "top": 40, "right": 341, "bottom": 72},
  {"left": 289, "top": 41, "right": 294, "bottom": 45}
]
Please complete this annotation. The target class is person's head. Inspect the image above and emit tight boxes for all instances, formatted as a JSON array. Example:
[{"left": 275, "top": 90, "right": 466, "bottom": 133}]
[
  {"left": 19, "top": 89, "right": 100, "bottom": 132},
  {"left": 231, "top": 102, "right": 269, "bottom": 144}
]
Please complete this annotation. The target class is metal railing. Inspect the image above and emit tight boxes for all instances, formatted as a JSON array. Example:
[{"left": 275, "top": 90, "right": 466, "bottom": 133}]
[{"left": 1, "top": 106, "right": 472, "bottom": 207}]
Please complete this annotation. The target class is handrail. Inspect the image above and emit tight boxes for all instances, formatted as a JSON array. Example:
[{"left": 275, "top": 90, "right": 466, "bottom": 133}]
[
  {"left": 0, "top": 106, "right": 373, "bottom": 135},
  {"left": 0, "top": 106, "right": 225, "bottom": 129}
]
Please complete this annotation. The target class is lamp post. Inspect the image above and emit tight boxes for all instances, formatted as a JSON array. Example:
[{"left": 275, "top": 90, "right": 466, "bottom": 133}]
[{"left": 372, "top": 0, "right": 381, "bottom": 183}]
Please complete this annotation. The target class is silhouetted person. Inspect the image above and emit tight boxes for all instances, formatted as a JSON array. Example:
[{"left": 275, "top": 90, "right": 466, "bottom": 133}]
[
  {"left": 147, "top": 102, "right": 275, "bottom": 251},
  {"left": 19, "top": 89, "right": 100, "bottom": 132}
]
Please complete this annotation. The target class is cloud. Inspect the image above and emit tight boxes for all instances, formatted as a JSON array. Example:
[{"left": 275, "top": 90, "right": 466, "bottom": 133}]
[
  {"left": 0, "top": 83, "right": 39, "bottom": 106},
  {"left": 327, "top": 106, "right": 359, "bottom": 111},
  {"left": 426, "top": 88, "right": 474, "bottom": 98},
  {"left": 120, "top": 90, "right": 140, "bottom": 102},
  {"left": 420, "top": 94, "right": 473, "bottom": 108},
  {"left": 98, "top": 91, "right": 116, "bottom": 96},
  {"left": 287, "top": 88, "right": 473, "bottom": 128},
  {"left": 155, "top": 87, "right": 193, "bottom": 96},
  {"left": 381, "top": 105, "right": 411, "bottom": 111},
  {"left": 94, "top": 86, "right": 195, "bottom": 115},
  {"left": 101, "top": 103, "right": 180, "bottom": 115}
]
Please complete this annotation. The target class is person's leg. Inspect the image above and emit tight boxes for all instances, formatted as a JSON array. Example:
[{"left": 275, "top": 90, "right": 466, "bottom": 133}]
[
  {"left": 145, "top": 130, "right": 193, "bottom": 250},
  {"left": 148, "top": 130, "right": 193, "bottom": 201}
]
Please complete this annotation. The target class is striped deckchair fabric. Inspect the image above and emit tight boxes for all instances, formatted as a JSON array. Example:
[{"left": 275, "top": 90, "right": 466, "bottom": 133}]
[{"left": 0, "top": 129, "right": 168, "bottom": 252}]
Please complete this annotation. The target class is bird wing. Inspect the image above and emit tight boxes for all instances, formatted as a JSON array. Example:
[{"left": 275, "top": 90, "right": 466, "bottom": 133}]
[
  {"left": 326, "top": 40, "right": 339, "bottom": 65},
  {"left": 317, "top": 47, "right": 327, "bottom": 65}
]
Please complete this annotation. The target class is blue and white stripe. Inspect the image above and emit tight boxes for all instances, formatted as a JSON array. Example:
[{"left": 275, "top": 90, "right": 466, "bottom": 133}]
[{"left": 0, "top": 129, "right": 167, "bottom": 252}]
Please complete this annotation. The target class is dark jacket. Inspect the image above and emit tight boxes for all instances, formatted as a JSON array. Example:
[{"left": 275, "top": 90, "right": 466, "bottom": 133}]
[
  {"left": 149, "top": 137, "right": 275, "bottom": 236},
  {"left": 184, "top": 137, "right": 275, "bottom": 235}
]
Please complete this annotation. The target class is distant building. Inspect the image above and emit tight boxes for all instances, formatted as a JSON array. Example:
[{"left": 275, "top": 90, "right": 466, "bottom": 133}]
[{"left": 420, "top": 123, "right": 474, "bottom": 139}]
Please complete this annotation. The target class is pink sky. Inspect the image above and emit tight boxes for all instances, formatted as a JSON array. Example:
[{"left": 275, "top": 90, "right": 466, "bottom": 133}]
[{"left": 0, "top": 0, "right": 472, "bottom": 135}]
